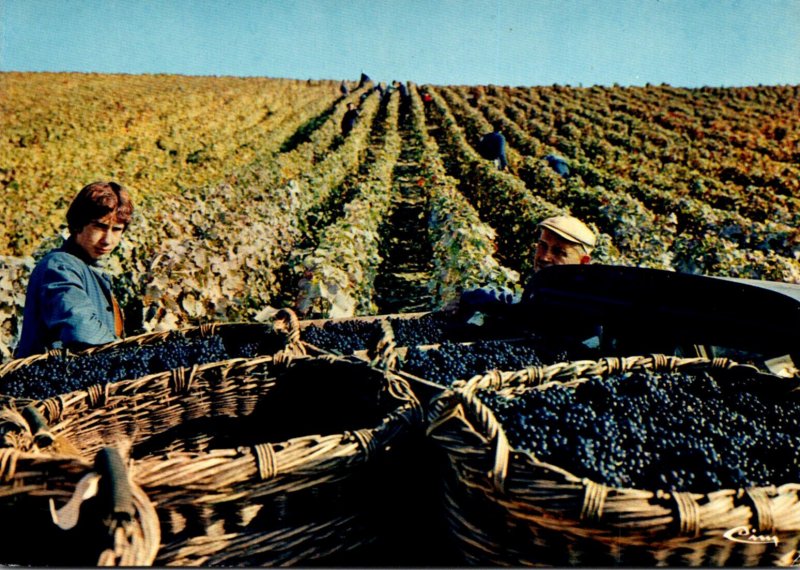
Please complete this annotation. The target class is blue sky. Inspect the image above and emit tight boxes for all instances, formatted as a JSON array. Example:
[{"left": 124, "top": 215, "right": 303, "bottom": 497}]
[{"left": 1, "top": 0, "right": 798, "bottom": 87}]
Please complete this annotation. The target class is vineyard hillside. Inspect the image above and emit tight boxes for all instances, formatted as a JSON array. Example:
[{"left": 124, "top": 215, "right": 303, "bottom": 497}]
[{"left": 1, "top": 72, "right": 799, "bottom": 360}]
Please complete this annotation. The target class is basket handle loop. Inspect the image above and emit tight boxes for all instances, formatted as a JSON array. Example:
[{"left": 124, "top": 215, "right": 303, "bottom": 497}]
[
  {"left": 673, "top": 491, "right": 701, "bottom": 536},
  {"left": 273, "top": 308, "right": 306, "bottom": 363},
  {"left": 427, "top": 388, "right": 510, "bottom": 492},
  {"left": 198, "top": 323, "right": 219, "bottom": 337},
  {"left": 460, "top": 389, "right": 511, "bottom": 493},
  {"left": 253, "top": 443, "right": 278, "bottom": 480},
  {"left": 87, "top": 383, "right": 110, "bottom": 408},
  {"left": 349, "top": 428, "right": 378, "bottom": 456},
  {"left": 580, "top": 478, "right": 608, "bottom": 522},
  {"left": 21, "top": 404, "right": 55, "bottom": 448},
  {"left": 745, "top": 486, "right": 777, "bottom": 534},
  {"left": 0, "top": 448, "right": 20, "bottom": 482},
  {"left": 43, "top": 397, "right": 64, "bottom": 423},
  {"left": 368, "top": 319, "right": 400, "bottom": 372}
]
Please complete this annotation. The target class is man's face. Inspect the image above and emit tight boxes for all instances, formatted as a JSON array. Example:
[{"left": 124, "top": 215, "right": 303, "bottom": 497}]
[
  {"left": 73, "top": 214, "right": 125, "bottom": 260},
  {"left": 533, "top": 228, "right": 590, "bottom": 272}
]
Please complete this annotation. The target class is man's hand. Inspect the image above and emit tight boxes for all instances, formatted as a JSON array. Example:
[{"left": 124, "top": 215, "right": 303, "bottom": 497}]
[{"left": 447, "top": 286, "right": 518, "bottom": 317}]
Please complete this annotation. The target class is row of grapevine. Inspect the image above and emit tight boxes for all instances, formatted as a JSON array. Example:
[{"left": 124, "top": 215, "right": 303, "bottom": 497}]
[
  {"left": 405, "top": 86, "right": 520, "bottom": 306},
  {"left": 420, "top": 86, "right": 572, "bottom": 276},
  {"left": 138, "top": 89, "right": 384, "bottom": 330},
  {"left": 294, "top": 91, "right": 402, "bottom": 317},
  {"left": 0, "top": 72, "right": 341, "bottom": 257},
  {"left": 510, "top": 84, "right": 800, "bottom": 226},
  {"left": 443, "top": 85, "right": 800, "bottom": 281},
  {"left": 0, "top": 76, "right": 379, "bottom": 352},
  {"left": 1, "top": 72, "right": 799, "bottom": 360}
]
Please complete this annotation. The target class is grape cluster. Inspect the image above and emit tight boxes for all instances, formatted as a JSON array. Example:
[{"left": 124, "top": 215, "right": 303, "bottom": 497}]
[
  {"left": 477, "top": 368, "right": 800, "bottom": 492},
  {"left": 300, "top": 320, "right": 382, "bottom": 354},
  {"left": 389, "top": 314, "right": 447, "bottom": 347},
  {"left": 0, "top": 335, "right": 229, "bottom": 400},
  {"left": 401, "top": 340, "right": 564, "bottom": 387}
]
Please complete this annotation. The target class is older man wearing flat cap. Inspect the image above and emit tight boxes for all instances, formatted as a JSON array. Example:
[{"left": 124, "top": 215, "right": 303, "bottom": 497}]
[
  {"left": 454, "top": 214, "right": 597, "bottom": 315},
  {"left": 533, "top": 215, "right": 596, "bottom": 272}
]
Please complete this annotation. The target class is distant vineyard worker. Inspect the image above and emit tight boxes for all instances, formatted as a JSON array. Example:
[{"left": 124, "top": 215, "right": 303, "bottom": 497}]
[
  {"left": 545, "top": 154, "right": 570, "bottom": 177},
  {"left": 16, "top": 181, "right": 133, "bottom": 358},
  {"left": 477, "top": 126, "right": 508, "bottom": 171},
  {"left": 394, "top": 80, "right": 409, "bottom": 99},
  {"left": 341, "top": 102, "right": 360, "bottom": 137},
  {"left": 456, "top": 215, "right": 596, "bottom": 312}
]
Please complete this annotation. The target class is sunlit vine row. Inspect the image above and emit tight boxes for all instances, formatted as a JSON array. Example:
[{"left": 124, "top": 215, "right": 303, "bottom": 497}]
[
  {"left": 295, "top": 91, "right": 402, "bottom": 318},
  {"left": 0, "top": 72, "right": 340, "bottom": 257},
  {"left": 511, "top": 84, "right": 800, "bottom": 225},
  {"left": 462, "top": 86, "right": 800, "bottom": 281},
  {"left": 422, "top": 86, "right": 591, "bottom": 276},
  {"left": 138, "top": 89, "right": 383, "bottom": 330},
  {"left": 403, "top": 86, "right": 519, "bottom": 306},
  {"left": 448, "top": 86, "right": 672, "bottom": 269}
]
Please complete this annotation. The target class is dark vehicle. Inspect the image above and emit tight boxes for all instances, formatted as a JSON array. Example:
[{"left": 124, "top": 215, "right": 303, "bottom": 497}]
[{"left": 519, "top": 264, "right": 800, "bottom": 376}]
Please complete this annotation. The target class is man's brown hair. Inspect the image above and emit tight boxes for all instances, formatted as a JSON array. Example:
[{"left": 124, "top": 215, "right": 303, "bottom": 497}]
[{"left": 66, "top": 181, "right": 134, "bottom": 234}]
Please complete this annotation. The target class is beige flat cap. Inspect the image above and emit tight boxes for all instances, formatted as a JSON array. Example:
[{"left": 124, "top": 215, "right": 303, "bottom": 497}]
[{"left": 538, "top": 215, "right": 596, "bottom": 249}]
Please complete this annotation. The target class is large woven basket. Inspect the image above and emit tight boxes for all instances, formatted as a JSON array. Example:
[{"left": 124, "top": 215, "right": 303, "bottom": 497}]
[
  {"left": 2, "top": 344, "right": 423, "bottom": 566},
  {"left": 427, "top": 354, "right": 800, "bottom": 567},
  {"left": 0, "top": 444, "right": 160, "bottom": 566},
  {"left": 0, "top": 309, "right": 304, "bottom": 399}
]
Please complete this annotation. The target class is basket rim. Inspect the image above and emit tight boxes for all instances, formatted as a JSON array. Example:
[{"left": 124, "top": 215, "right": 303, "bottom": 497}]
[
  {"left": 455, "top": 353, "right": 759, "bottom": 393},
  {"left": 0, "top": 309, "right": 304, "bottom": 376}
]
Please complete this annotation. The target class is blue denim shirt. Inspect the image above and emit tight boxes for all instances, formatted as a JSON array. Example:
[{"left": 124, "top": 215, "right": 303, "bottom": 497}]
[{"left": 15, "top": 238, "right": 119, "bottom": 358}]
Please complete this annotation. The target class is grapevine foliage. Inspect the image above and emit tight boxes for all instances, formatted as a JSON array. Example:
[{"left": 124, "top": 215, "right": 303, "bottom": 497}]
[{"left": 2, "top": 74, "right": 799, "bottom": 360}]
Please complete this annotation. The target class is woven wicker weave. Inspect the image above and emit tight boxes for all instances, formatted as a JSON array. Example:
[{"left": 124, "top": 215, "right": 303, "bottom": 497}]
[
  {"left": 0, "top": 445, "right": 160, "bottom": 566},
  {"left": 427, "top": 354, "right": 800, "bottom": 567},
  {"left": 0, "top": 310, "right": 304, "bottom": 399},
  {"left": 2, "top": 337, "right": 423, "bottom": 566}
]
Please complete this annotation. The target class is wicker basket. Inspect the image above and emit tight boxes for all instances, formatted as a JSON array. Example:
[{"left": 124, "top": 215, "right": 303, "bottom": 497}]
[
  {"left": 427, "top": 354, "right": 800, "bottom": 567},
  {"left": 2, "top": 340, "right": 423, "bottom": 566},
  {"left": 0, "top": 309, "right": 305, "bottom": 399},
  {"left": 0, "top": 444, "right": 160, "bottom": 566}
]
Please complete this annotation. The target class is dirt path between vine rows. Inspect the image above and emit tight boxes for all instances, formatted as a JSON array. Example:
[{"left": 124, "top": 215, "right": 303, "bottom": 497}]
[{"left": 374, "top": 98, "right": 434, "bottom": 314}]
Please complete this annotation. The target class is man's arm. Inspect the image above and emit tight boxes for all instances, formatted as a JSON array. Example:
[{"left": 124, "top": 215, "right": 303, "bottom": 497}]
[
  {"left": 39, "top": 260, "right": 118, "bottom": 350},
  {"left": 456, "top": 286, "right": 520, "bottom": 319}
]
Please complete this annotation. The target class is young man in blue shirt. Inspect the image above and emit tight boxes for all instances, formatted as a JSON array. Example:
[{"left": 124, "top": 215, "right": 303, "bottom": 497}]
[{"left": 16, "top": 181, "right": 134, "bottom": 358}]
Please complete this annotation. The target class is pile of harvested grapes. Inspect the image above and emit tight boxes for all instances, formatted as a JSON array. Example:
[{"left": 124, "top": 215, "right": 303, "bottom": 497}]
[
  {"left": 299, "top": 313, "right": 588, "bottom": 387},
  {"left": 477, "top": 367, "right": 800, "bottom": 492},
  {"left": 0, "top": 335, "right": 233, "bottom": 400},
  {"left": 400, "top": 340, "right": 572, "bottom": 387}
]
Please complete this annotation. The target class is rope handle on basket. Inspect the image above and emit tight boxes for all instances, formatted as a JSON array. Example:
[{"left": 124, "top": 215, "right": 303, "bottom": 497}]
[
  {"left": 273, "top": 308, "right": 306, "bottom": 363},
  {"left": 50, "top": 447, "right": 135, "bottom": 532},
  {"left": 20, "top": 404, "right": 82, "bottom": 457},
  {"left": 367, "top": 319, "right": 400, "bottom": 372},
  {"left": 743, "top": 486, "right": 778, "bottom": 534},
  {"left": 428, "top": 387, "right": 511, "bottom": 493}
]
